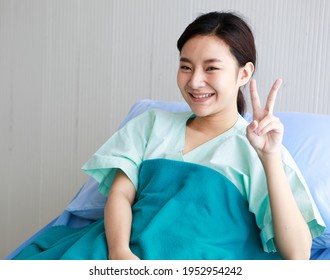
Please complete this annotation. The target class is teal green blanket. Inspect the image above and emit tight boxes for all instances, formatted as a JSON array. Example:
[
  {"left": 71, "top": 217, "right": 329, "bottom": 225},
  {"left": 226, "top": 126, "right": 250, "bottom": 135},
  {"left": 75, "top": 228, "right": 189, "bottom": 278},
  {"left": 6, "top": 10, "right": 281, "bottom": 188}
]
[{"left": 14, "top": 159, "right": 281, "bottom": 260}]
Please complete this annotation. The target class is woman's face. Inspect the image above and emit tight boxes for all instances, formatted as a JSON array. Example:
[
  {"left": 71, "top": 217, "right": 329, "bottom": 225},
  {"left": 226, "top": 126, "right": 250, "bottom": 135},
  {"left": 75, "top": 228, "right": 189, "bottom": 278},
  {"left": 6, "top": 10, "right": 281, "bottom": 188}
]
[{"left": 177, "top": 35, "right": 245, "bottom": 118}]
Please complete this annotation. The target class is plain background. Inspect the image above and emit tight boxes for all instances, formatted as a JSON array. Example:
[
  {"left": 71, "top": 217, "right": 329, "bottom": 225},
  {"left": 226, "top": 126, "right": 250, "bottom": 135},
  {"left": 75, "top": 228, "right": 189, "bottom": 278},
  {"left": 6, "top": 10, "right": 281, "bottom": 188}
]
[{"left": 0, "top": 0, "right": 329, "bottom": 259}]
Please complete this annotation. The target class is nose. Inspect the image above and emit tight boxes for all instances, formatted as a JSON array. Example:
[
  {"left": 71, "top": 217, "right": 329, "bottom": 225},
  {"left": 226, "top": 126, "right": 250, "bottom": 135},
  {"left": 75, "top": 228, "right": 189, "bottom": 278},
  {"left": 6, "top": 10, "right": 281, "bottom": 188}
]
[{"left": 188, "top": 69, "right": 206, "bottom": 89}]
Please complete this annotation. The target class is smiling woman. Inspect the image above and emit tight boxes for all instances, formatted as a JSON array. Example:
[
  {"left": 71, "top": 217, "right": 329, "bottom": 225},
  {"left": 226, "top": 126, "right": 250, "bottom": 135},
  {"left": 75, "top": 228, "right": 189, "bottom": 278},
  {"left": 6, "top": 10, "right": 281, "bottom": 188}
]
[
  {"left": 11, "top": 11, "right": 325, "bottom": 261},
  {"left": 177, "top": 35, "right": 253, "bottom": 121},
  {"left": 177, "top": 11, "right": 256, "bottom": 117}
]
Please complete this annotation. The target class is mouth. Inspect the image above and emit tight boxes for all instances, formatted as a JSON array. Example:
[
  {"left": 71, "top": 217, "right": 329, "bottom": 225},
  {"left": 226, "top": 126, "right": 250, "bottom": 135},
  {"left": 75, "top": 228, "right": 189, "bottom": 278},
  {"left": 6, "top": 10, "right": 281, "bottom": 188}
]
[{"left": 188, "top": 92, "right": 215, "bottom": 102}]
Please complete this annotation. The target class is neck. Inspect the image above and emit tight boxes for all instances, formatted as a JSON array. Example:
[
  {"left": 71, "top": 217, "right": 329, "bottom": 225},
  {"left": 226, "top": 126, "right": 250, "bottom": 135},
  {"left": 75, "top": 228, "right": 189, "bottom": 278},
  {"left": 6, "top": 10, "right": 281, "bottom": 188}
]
[{"left": 189, "top": 111, "right": 239, "bottom": 136}]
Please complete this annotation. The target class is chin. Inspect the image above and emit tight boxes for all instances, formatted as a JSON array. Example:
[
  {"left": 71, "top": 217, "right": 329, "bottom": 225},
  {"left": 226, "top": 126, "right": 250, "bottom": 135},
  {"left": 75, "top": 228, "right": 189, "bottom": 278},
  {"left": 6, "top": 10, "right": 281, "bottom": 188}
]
[
  {"left": 184, "top": 95, "right": 217, "bottom": 116},
  {"left": 189, "top": 106, "right": 213, "bottom": 117}
]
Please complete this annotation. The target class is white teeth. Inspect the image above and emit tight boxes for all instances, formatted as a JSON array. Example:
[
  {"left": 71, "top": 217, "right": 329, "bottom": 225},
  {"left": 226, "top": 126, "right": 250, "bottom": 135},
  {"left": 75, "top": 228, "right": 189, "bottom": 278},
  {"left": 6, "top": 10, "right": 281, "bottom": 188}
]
[{"left": 192, "top": 93, "right": 213, "bottom": 98}]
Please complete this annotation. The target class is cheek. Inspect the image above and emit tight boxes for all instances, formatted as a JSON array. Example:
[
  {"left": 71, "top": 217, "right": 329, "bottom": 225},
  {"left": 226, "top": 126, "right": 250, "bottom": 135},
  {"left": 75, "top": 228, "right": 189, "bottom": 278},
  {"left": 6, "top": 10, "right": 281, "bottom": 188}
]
[
  {"left": 210, "top": 72, "right": 237, "bottom": 89},
  {"left": 177, "top": 72, "right": 187, "bottom": 90},
  {"left": 207, "top": 75, "right": 223, "bottom": 89}
]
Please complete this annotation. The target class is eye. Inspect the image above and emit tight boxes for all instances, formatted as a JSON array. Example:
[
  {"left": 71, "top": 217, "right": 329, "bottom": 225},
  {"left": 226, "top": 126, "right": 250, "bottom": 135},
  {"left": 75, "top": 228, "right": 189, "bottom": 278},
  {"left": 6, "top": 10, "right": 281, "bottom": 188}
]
[
  {"left": 206, "top": 66, "right": 219, "bottom": 71},
  {"left": 179, "top": 65, "right": 192, "bottom": 71}
]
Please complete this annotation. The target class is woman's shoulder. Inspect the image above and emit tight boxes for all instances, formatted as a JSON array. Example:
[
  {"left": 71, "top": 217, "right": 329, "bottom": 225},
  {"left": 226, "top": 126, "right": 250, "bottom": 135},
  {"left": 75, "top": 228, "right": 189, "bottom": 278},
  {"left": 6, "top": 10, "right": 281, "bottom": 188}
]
[
  {"left": 124, "top": 109, "right": 193, "bottom": 127},
  {"left": 223, "top": 114, "right": 250, "bottom": 142}
]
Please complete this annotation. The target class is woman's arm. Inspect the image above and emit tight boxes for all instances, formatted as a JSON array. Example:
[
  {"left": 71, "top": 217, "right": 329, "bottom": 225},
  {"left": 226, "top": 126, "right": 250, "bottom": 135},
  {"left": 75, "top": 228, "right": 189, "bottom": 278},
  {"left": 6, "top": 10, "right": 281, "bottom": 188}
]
[
  {"left": 104, "top": 169, "right": 139, "bottom": 260},
  {"left": 247, "top": 79, "right": 312, "bottom": 259},
  {"left": 259, "top": 153, "right": 312, "bottom": 259}
]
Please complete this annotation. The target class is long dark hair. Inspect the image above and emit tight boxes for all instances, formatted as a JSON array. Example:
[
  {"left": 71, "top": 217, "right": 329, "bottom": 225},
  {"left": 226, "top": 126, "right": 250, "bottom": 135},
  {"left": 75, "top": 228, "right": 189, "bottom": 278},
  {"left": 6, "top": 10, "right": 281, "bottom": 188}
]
[{"left": 177, "top": 12, "right": 256, "bottom": 116}]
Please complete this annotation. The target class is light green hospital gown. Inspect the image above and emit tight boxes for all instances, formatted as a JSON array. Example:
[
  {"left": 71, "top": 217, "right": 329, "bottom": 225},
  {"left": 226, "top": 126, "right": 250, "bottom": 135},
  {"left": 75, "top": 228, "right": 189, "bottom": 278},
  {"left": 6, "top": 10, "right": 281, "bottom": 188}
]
[{"left": 82, "top": 109, "right": 325, "bottom": 253}]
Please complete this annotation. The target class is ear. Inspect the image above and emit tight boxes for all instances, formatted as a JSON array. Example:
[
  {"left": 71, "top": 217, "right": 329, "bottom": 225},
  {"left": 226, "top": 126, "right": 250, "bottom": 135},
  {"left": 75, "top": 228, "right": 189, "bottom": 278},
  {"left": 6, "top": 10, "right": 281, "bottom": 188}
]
[{"left": 237, "top": 62, "right": 254, "bottom": 87}]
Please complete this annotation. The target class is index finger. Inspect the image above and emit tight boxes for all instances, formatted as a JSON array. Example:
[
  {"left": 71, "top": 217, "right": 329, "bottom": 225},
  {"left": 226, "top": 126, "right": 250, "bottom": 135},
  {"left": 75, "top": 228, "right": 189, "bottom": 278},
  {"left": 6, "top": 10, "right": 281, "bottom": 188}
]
[
  {"left": 249, "top": 79, "right": 261, "bottom": 117},
  {"left": 265, "top": 78, "right": 283, "bottom": 114}
]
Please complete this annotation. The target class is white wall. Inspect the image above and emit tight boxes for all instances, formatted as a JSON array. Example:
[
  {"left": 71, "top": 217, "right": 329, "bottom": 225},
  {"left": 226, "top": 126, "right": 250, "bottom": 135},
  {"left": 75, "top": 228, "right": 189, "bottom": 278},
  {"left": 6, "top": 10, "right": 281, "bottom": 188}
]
[{"left": 0, "top": 0, "right": 329, "bottom": 259}]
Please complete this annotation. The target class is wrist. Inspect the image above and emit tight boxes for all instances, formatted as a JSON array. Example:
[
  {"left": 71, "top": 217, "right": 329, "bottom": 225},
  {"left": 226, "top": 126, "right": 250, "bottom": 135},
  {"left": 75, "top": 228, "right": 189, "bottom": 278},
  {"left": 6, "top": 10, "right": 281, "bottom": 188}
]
[
  {"left": 108, "top": 246, "right": 139, "bottom": 260},
  {"left": 108, "top": 245, "right": 131, "bottom": 260},
  {"left": 257, "top": 151, "right": 282, "bottom": 167}
]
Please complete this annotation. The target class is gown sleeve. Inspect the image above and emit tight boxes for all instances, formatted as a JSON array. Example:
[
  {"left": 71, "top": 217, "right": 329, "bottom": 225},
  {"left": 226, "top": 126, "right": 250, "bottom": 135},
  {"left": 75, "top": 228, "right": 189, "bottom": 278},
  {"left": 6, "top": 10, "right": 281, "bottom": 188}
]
[
  {"left": 81, "top": 110, "right": 155, "bottom": 196},
  {"left": 249, "top": 144, "right": 326, "bottom": 252}
]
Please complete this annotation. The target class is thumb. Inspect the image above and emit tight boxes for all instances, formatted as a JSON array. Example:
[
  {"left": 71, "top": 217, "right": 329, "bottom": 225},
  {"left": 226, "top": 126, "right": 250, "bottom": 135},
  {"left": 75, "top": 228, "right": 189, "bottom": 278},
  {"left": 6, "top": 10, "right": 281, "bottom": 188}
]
[{"left": 247, "top": 120, "right": 258, "bottom": 133}]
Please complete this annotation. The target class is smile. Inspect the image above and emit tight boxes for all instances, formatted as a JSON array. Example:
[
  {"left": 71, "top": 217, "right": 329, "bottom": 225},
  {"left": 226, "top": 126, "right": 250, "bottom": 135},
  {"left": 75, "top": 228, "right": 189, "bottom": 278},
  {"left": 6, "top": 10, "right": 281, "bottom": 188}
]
[
  {"left": 191, "top": 93, "right": 213, "bottom": 98},
  {"left": 189, "top": 92, "right": 215, "bottom": 101}
]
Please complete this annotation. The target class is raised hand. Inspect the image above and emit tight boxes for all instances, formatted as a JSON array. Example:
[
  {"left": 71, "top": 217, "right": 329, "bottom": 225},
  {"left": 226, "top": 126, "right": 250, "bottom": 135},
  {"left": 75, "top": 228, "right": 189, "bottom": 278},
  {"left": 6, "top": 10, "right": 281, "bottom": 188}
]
[{"left": 246, "top": 79, "right": 284, "bottom": 156}]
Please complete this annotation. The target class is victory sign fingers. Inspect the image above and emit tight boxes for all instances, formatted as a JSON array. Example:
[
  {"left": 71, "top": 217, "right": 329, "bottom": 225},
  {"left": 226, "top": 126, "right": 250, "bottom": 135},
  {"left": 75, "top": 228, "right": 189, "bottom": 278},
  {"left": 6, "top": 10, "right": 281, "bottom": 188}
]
[
  {"left": 250, "top": 78, "right": 282, "bottom": 120},
  {"left": 247, "top": 78, "right": 284, "bottom": 155}
]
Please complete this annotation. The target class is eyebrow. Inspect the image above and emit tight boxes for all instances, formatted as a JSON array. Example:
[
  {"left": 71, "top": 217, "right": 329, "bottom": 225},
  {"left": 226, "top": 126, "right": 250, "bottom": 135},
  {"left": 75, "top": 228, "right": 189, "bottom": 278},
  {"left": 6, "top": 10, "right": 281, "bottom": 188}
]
[{"left": 179, "top": 57, "right": 223, "bottom": 63}]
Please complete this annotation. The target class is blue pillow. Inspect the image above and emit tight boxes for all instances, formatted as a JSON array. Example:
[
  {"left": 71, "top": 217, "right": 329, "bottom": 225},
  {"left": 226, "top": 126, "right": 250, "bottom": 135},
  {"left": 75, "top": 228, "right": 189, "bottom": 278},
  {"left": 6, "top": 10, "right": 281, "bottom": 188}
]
[
  {"left": 66, "top": 100, "right": 330, "bottom": 248},
  {"left": 65, "top": 177, "right": 106, "bottom": 220},
  {"left": 276, "top": 112, "right": 330, "bottom": 248}
]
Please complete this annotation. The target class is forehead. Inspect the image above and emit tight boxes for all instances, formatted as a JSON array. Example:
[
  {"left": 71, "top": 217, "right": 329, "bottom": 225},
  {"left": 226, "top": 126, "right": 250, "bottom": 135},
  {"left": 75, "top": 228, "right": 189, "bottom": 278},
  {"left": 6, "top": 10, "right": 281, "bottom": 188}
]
[{"left": 180, "top": 35, "right": 234, "bottom": 62}]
